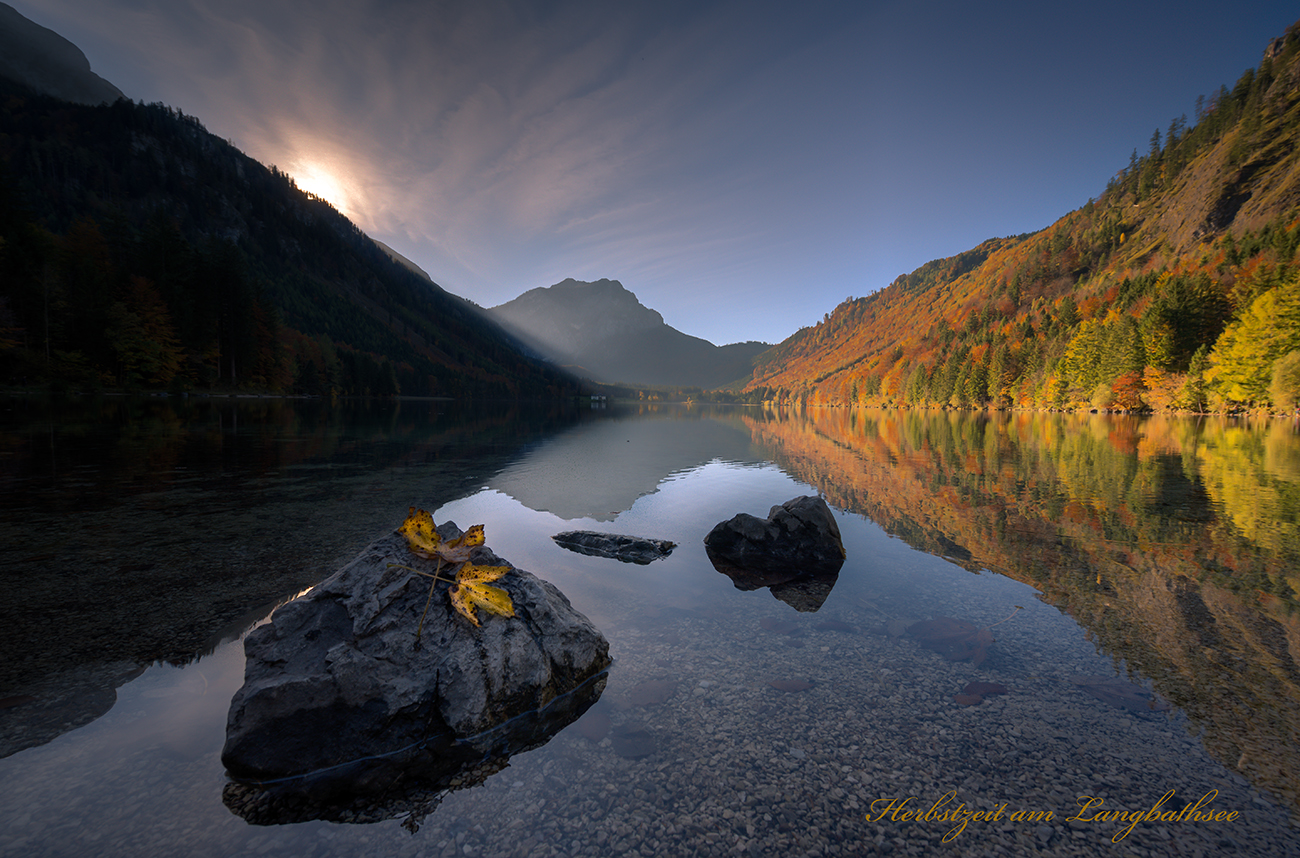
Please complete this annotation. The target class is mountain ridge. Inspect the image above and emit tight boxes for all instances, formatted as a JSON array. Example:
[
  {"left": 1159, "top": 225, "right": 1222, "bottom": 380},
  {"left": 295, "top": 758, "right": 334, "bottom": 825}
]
[
  {"left": 0, "top": 2, "right": 123, "bottom": 106},
  {"left": 489, "top": 278, "right": 769, "bottom": 389}
]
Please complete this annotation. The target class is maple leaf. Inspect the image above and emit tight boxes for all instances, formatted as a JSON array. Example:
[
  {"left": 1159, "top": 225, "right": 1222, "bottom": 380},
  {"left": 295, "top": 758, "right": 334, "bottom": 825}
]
[
  {"left": 398, "top": 507, "right": 440, "bottom": 556},
  {"left": 399, "top": 507, "right": 485, "bottom": 563},
  {"left": 396, "top": 507, "right": 514, "bottom": 637},
  {"left": 448, "top": 561, "right": 515, "bottom": 627}
]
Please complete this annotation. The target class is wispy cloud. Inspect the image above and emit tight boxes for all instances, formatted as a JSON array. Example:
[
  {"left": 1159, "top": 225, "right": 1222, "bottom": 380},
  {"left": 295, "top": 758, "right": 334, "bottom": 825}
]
[
  {"left": 13, "top": 0, "right": 1298, "bottom": 344},
  {"left": 49, "top": 0, "right": 805, "bottom": 313}
]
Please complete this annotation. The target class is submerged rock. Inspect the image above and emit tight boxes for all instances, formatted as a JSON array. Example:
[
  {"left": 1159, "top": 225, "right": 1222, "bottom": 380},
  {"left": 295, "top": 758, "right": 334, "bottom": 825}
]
[
  {"left": 907, "top": 617, "right": 993, "bottom": 665},
  {"left": 221, "top": 524, "right": 610, "bottom": 823},
  {"left": 704, "top": 496, "right": 845, "bottom": 611},
  {"left": 954, "top": 681, "right": 1010, "bottom": 706},
  {"left": 552, "top": 531, "right": 676, "bottom": 564},
  {"left": 611, "top": 723, "right": 658, "bottom": 759}
]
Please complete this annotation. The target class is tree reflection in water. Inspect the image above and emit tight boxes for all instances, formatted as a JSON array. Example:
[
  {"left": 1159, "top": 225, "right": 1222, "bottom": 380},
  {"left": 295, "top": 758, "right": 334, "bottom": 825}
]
[{"left": 739, "top": 406, "right": 1300, "bottom": 814}]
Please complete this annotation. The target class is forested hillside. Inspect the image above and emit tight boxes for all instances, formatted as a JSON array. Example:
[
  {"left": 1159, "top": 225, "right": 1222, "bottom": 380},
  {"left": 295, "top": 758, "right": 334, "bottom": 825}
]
[
  {"left": 0, "top": 78, "right": 579, "bottom": 398},
  {"left": 747, "top": 22, "right": 1300, "bottom": 414}
]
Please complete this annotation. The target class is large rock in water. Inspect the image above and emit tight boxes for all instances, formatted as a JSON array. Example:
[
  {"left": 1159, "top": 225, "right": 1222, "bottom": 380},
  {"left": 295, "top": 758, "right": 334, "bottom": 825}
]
[
  {"left": 704, "top": 496, "right": 846, "bottom": 611},
  {"left": 221, "top": 524, "right": 610, "bottom": 823}
]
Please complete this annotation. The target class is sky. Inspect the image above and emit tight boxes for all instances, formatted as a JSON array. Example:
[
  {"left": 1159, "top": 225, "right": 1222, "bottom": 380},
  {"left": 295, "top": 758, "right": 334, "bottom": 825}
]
[{"left": 10, "top": 1, "right": 1300, "bottom": 346}]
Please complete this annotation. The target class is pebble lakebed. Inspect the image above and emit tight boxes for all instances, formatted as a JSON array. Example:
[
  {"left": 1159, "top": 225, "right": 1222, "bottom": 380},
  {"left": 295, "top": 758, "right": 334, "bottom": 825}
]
[{"left": 3, "top": 576, "right": 1296, "bottom": 858}]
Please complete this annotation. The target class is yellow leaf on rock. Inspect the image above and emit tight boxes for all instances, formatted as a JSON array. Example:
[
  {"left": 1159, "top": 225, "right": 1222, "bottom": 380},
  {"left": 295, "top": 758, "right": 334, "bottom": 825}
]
[
  {"left": 399, "top": 509, "right": 486, "bottom": 564},
  {"left": 449, "top": 562, "right": 515, "bottom": 626},
  {"left": 438, "top": 523, "right": 484, "bottom": 564},
  {"left": 397, "top": 509, "right": 515, "bottom": 630},
  {"left": 399, "top": 507, "right": 442, "bottom": 558}
]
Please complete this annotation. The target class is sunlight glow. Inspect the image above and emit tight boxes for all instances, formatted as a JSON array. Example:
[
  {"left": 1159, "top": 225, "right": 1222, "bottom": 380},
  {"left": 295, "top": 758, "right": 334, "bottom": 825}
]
[{"left": 290, "top": 160, "right": 358, "bottom": 219}]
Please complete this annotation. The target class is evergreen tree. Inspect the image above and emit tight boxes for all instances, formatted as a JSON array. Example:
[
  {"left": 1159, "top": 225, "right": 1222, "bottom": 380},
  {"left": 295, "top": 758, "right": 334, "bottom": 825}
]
[{"left": 1178, "top": 346, "right": 1211, "bottom": 411}]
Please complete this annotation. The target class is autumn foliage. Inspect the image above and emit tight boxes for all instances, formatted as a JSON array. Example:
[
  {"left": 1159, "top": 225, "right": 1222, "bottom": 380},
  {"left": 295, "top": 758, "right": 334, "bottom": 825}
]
[
  {"left": 743, "top": 24, "right": 1300, "bottom": 414},
  {"left": 398, "top": 508, "right": 515, "bottom": 630}
]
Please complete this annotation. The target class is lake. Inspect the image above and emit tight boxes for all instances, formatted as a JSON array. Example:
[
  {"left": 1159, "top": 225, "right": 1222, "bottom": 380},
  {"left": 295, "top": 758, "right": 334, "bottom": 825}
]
[{"left": 1, "top": 397, "right": 1298, "bottom": 857}]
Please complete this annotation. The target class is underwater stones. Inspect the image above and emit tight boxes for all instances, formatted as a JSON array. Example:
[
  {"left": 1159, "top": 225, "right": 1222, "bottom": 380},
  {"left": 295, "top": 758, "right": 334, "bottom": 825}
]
[
  {"left": 551, "top": 531, "right": 676, "bottom": 564},
  {"left": 954, "top": 681, "right": 1010, "bottom": 705},
  {"left": 621, "top": 679, "right": 679, "bottom": 708},
  {"left": 704, "top": 496, "right": 845, "bottom": 611},
  {"left": 220, "top": 526, "right": 610, "bottom": 819}
]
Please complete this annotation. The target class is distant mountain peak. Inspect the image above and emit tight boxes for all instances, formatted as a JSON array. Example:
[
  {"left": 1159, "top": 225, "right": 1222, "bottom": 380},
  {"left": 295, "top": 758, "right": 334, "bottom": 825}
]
[
  {"left": 489, "top": 279, "right": 768, "bottom": 389},
  {"left": 495, "top": 279, "right": 665, "bottom": 349},
  {"left": 0, "top": 3, "right": 124, "bottom": 105}
]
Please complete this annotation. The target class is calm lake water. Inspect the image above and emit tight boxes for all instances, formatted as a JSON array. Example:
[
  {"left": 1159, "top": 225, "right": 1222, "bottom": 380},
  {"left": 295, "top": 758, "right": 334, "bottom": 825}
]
[{"left": 1, "top": 397, "right": 1298, "bottom": 857}]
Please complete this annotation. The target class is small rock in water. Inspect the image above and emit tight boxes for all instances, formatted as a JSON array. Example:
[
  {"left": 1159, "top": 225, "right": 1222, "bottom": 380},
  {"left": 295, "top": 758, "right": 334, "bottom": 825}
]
[
  {"left": 551, "top": 531, "right": 675, "bottom": 564},
  {"left": 759, "top": 617, "right": 801, "bottom": 635},
  {"left": 1069, "top": 675, "right": 1169, "bottom": 712},
  {"left": 953, "top": 681, "right": 1008, "bottom": 706},
  {"left": 767, "top": 679, "right": 814, "bottom": 693},
  {"left": 705, "top": 497, "right": 846, "bottom": 612},
  {"left": 906, "top": 617, "right": 994, "bottom": 665},
  {"left": 704, "top": 496, "right": 845, "bottom": 575},
  {"left": 962, "top": 681, "right": 1009, "bottom": 697}
]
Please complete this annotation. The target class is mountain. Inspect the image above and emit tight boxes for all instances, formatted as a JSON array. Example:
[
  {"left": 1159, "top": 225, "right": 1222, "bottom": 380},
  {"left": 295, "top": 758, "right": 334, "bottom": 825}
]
[
  {"left": 0, "top": 8, "right": 576, "bottom": 399},
  {"left": 0, "top": 3, "right": 123, "bottom": 105},
  {"left": 742, "top": 21, "right": 1300, "bottom": 414},
  {"left": 489, "top": 278, "right": 769, "bottom": 389}
]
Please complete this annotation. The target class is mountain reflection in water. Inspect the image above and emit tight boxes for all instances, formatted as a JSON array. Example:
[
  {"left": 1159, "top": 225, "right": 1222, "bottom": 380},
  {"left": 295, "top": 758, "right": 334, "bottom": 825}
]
[{"left": 1, "top": 398, "right": 1297, "bottom": 856}]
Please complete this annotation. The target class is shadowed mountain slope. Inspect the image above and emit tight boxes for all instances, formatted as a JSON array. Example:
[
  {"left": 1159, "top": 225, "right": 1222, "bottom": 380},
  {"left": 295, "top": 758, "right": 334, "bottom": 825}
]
[
  {"left": 0, "top": 2, "right": 123, "bottom": 106},
  {"left": 0, "top": 7, "right": 577, "bottom": 398}
]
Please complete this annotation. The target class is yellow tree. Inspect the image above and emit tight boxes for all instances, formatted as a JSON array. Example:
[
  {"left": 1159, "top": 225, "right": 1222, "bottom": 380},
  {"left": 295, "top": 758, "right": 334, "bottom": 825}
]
[
  {"left": 1270, "top": 351, "right": 1300, "bottom": 411},
  {"left": 1207, "top": 276, "right": 1300, "bottom": 406}
]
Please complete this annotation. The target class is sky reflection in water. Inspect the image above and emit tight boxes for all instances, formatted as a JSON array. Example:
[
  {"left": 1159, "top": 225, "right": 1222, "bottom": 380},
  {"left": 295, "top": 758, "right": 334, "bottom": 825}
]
[{"left": 0, "top": 401, "right": 1297, "bottom": 857}]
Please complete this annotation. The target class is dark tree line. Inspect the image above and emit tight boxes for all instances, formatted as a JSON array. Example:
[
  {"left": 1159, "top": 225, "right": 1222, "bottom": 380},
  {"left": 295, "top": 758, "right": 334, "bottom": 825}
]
[{"left": 0, "top": 79, "right": 579, "bottom": 398}]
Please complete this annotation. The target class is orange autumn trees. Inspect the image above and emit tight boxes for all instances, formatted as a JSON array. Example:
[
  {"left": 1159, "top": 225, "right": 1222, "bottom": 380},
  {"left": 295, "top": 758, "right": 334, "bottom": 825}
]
[{"left": 742, "top": 24, "right": 1300, "bottom": 414}]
